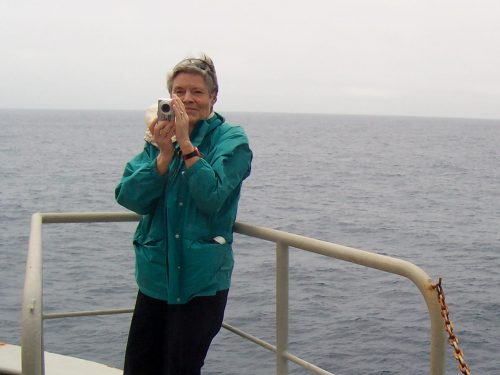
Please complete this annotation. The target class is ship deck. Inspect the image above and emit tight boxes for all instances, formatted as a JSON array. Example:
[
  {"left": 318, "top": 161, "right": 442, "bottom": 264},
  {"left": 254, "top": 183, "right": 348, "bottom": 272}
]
[{"left": 0, "top": 342, "right": 121, "bottom": 375}]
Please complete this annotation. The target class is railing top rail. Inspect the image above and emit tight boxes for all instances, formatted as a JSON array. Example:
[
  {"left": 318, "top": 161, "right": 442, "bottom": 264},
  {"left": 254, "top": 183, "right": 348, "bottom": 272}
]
[
  {"left": 38, "top": 211, "right": 140, "bottom": 224},
  {"left": 32, "top": 212, "right": 431, "bottom": 279},
  {"left": 33, "top": 212, "right": 434, "bottom": 301},
  {"left": 233, "top": 221, "right": 432, "bottom": 289}
]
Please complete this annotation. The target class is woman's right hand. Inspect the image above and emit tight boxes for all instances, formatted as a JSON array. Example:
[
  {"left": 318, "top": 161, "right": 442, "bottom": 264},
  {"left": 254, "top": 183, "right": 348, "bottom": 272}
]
[{"left": 148, "top": 118, "right": 176, "bottom": 175}]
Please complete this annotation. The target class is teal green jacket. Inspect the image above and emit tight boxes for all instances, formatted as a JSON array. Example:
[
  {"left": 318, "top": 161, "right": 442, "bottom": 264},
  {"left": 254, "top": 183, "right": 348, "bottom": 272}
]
[{"left": 115, "top": 113, "right": 252, "bottom": 303}]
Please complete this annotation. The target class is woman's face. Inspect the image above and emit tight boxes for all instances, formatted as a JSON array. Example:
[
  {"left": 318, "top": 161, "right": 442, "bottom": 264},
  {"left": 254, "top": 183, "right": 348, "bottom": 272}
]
[{"left": 171, "top": 72, "right": 216, "bottom": 127}]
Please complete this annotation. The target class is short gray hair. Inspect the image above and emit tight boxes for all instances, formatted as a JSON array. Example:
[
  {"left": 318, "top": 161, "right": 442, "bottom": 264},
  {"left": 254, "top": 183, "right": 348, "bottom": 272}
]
[{"left": 166, "top": 54, "right": 218, "bottom": 96}]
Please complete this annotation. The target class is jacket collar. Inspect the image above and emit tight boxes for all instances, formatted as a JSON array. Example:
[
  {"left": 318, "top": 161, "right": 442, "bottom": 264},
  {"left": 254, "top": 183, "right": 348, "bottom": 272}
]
[{"left": 189, "top": 112, "right": 225, "bottom": 147}]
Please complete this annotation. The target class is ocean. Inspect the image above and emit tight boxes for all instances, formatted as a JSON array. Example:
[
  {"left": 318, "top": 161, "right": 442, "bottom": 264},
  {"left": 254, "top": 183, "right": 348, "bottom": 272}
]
[{"left": 0, "top": 109, "right": 499, "bottom": 374}]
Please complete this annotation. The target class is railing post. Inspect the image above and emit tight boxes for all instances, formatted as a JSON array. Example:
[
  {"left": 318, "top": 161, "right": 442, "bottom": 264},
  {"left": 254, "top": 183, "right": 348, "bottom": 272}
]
[
  {"left": 428, "top": 286, "right": 446, "bottom": 374},
  {"left": 21, "top": 213, "right": 44, "bottom": 375},
  {"left": 276, "top": 241, "right": 289, "bottom": 375}
]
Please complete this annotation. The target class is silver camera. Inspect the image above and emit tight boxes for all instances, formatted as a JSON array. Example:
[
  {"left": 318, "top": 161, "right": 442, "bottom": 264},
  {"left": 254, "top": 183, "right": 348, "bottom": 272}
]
[{"left": 157, "top": 98, "right": 174, "bottom": 121}]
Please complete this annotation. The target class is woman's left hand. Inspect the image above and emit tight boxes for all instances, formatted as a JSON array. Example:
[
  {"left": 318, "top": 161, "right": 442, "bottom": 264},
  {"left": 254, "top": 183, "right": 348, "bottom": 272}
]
[{"left": 171, "top": 95, "right": 190, "bottom": 146}]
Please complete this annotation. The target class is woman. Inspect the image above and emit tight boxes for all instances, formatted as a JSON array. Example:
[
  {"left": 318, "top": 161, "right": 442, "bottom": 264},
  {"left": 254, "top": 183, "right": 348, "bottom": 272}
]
[{"left": 115, "top": 55, "right": 252, "bottom": 374}]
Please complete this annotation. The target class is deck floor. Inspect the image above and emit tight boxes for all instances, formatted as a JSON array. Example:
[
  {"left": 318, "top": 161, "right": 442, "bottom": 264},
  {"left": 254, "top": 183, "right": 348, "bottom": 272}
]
[{"left": 0, "top": 342, "right": 122, "bottom": 375}]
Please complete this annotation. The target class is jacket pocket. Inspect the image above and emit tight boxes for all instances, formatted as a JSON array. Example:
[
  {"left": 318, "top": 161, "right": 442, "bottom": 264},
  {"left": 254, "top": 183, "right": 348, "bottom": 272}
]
[
  {"left": 182, "top": 240, "right": 233, "bottom": 291},
  {"left": 133, "top": 238, "right": 165, "bottom": 264},
  {"left": 132, "top": 238, "right": 167, "bottom": 294}
]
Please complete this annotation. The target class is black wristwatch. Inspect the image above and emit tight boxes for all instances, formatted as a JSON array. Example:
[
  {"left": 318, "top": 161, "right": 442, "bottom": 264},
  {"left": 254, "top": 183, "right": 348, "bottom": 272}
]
[{"left": 182, "top": 147, "right": 201, "bottom": 161}]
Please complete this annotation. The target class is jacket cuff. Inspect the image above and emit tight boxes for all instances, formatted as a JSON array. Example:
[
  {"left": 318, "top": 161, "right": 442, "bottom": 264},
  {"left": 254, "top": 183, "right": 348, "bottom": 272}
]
[{"left": 182, "top": 158, "right": 205, "bottom": 180}]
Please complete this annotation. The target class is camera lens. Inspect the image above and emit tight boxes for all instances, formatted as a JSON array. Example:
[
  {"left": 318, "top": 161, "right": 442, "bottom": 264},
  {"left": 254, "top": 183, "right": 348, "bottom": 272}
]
[{"left": 160, "top": 103, "right": 171, "bottom": 113}]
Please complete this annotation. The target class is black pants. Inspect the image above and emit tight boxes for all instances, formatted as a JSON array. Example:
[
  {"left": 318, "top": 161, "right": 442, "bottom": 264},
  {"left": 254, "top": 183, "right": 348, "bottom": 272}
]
[{"left": 124, "top": 289, "right": 229, "bottom": 375}]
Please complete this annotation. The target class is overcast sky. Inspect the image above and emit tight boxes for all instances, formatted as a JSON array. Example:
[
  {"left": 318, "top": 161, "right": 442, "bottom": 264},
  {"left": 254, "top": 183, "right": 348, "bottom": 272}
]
[{"left": 1, "top": 0, "right": 499, "bottom": 119}]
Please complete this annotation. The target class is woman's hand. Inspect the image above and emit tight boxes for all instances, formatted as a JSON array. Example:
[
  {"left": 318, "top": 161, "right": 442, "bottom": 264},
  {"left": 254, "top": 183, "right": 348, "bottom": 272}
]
[
  {"left": 148, "top": 117, "right": 176, "bottom": 153},
  {"left": 148, "top": 118, "right": 175, "bottom": 175},
  {"left": 171, "top": 95, "right": 192, "bottom": 152}
]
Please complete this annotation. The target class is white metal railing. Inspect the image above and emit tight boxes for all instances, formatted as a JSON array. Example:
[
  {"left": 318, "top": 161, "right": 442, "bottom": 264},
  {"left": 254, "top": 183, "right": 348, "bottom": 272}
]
[{"left": 21, "top": 212, "right": 446, "bottom": 375}]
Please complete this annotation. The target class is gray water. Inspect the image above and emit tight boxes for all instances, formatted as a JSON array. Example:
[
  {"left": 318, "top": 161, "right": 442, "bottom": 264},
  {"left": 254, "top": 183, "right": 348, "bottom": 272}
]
[{"left": 1, "top": 109, "right": 499, "bottom": 374}]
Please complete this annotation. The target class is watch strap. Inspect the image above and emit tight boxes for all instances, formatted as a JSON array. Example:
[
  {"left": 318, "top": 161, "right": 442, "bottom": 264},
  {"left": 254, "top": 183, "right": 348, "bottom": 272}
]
[{"left": 182, "top": 147, "right": 201, "bottom": 161}]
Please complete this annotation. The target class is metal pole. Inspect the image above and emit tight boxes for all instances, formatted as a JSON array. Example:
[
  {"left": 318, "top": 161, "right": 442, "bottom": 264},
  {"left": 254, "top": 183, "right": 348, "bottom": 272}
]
[
  {"left": 21, "top": 213, "right": 44, "bottom": 375},
  {"left": 426, "top": 286, "right": 446, "bottom": 375},
  {"left": 43, "top": 308, "right": 134, "bottom": 320},
  {"left": 276, "top": 241, "right": 289, "bottom": 375},
  {"left": 41, "top": 211, "right": 139, "bottom": 224}
]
